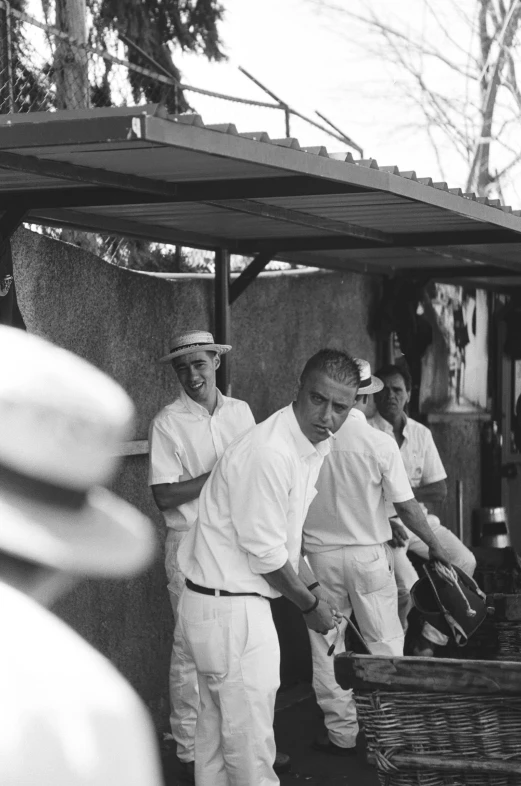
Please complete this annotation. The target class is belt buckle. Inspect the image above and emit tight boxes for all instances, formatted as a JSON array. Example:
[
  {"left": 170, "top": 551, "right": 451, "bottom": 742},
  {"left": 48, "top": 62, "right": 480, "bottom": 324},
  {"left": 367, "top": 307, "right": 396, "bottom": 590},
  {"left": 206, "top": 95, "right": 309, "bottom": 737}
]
[{"left": 215, "top": 589, "right": 221, "bottom": 597}]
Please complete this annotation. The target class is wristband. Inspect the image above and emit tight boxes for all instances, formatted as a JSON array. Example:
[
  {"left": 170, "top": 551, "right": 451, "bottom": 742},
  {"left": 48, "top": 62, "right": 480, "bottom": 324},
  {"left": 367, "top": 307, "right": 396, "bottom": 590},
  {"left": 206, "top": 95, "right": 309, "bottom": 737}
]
[
  {"left": 307, "top": 581, "right": 320, "bottom": 591},
  {"left": 302, "top": 595, "right": 320, "bottom": 615}
]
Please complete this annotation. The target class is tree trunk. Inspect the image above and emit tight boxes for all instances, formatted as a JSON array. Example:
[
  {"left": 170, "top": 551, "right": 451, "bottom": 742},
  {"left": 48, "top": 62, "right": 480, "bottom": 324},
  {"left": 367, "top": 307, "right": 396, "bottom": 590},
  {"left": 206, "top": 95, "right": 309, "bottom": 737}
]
[
  {"left": 467, "top": 0, "right": 521, "bottom": 196},
  {"left": 54, "top": 0, "right": 89, "bottom": 109}
]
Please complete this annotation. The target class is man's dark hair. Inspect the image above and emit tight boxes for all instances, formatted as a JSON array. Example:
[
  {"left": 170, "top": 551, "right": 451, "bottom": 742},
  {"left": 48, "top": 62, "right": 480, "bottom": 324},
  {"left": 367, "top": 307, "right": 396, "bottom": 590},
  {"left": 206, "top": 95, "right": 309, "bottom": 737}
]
[
  {"left": 300, "top": 349, "right": 360, "bottom": 389},
  {"left": 375, "top": 363, "right": 412, "bottom": 392}
]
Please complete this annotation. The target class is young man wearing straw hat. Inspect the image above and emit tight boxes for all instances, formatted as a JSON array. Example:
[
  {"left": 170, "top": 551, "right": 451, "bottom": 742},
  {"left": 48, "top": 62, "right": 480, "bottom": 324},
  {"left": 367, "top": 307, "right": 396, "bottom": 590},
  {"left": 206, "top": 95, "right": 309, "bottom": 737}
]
[
  {"left": 148, "top": 330, "right": 260, "bottom": 780},
  {"left": 303, "top": 358, "right": 450, "bottom": 756},
  {"left": 0, "top": 326, "right": 161, "bottom": 786}
]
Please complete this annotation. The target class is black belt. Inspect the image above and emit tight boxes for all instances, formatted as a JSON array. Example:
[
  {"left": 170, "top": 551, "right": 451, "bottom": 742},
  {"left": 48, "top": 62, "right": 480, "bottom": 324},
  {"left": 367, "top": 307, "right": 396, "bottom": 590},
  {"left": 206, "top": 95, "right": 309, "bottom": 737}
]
[{"left": 186, "top": 578, "right": 269, "bottom": 600}]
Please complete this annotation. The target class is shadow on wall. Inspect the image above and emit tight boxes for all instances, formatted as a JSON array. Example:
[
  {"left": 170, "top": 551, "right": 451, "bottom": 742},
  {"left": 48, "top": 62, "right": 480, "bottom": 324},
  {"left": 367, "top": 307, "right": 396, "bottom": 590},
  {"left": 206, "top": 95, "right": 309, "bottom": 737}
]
[{"left": 12, "top": 227, "right": 378, "bottom": 727}]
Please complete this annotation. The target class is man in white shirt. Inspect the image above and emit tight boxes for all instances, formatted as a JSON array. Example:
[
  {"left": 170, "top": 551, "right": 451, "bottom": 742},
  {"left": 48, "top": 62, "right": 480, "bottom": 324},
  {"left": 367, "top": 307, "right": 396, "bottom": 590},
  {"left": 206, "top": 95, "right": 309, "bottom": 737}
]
[
  {"left": 0, "top": 327, "right": 161, "bottom": 786},
  {"left": 177, "top": 349, "right": 360, "bottom": 786},
  {"left": 148, "top": 330, "right": 256, "bottom": 779},
  {"left": 304, "top": 359, "right": 450, "bottom": 755},
  {"left": 369, "top": 363, "right": 476, "bottom": 652}
]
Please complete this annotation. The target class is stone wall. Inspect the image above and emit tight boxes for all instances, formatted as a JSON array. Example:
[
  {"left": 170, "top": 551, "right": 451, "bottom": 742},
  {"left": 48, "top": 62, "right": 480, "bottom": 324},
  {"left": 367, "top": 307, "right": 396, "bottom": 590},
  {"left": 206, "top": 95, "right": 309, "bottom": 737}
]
[{"left": 11, "top": 227, "right": 378, "bottom": 728}]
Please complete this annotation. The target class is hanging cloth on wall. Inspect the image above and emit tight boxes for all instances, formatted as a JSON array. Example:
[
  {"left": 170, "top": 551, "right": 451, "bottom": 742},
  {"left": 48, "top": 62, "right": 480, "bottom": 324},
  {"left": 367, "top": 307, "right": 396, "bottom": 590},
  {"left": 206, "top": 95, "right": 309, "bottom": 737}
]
[{"left": 0, "top": 241, "right": 25, "bottom": 329}]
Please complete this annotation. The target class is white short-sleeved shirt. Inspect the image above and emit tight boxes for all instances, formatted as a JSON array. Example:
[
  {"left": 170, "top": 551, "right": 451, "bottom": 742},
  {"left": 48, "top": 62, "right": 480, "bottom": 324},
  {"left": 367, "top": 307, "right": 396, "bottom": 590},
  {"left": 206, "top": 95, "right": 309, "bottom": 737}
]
[
  {"left": 368, "top": 411, "right": 447, "bottom": 520},
  {"left": 0, "top": 582, "right": 162, "bottom": 786},
  {"left": 178, "top": 404, "right": 330, "bottom": 598},
  {"left": 303, "top": 408, "right": 413, "bottom": 552},
  {"left": 148, "top": 389, "right": 255, "bottom": 531}
]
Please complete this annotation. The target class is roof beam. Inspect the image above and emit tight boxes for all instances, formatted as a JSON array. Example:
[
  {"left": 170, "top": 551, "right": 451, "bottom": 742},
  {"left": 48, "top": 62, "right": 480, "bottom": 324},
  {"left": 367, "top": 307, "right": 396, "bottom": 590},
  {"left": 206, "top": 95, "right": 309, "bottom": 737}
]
[
  {"left": 29, "top": 208, "right": 227, "bottom": 250},
  {"left": 399, "top": 265, "right": 521, "bottom": 279},
  {"left": 207, "top": 199, "right": 392, "bottom": 245},
  {"left": 235, "top": 228, "right": 521, "bottom": 254},
  {"left": 229, "top": 251, "right": 275, "bottom": 304}
]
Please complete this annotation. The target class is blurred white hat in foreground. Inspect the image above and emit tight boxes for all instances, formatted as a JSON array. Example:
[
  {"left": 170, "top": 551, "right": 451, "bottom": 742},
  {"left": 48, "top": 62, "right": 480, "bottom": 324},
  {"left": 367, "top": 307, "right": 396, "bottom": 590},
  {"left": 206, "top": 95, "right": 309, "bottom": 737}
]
[{"left": 0, "top": 326, "right": 155, "bottom": 577}]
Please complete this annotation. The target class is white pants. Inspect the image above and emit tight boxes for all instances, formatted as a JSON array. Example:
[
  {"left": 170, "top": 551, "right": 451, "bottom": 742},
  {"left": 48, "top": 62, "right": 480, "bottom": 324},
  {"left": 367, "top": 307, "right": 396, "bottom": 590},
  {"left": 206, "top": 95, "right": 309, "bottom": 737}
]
[
  {"left": 165, "top": 529, "right": 199, "bottom": 763},
  {"left": 177, "top": 588, "right": 280, "bottom": 786},
  {"left": 393, "top": 518, "right": 477, "bottom": 642},
  {"left": 307, "top": 544, "right": 403, "bottom": 749}
]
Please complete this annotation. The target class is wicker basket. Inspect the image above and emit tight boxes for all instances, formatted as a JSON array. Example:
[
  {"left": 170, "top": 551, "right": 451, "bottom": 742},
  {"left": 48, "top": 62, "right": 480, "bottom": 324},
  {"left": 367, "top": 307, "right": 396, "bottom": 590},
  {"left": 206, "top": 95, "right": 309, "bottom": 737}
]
[{"left": 335, "top": 655, "right": 521, "bottom": 786}]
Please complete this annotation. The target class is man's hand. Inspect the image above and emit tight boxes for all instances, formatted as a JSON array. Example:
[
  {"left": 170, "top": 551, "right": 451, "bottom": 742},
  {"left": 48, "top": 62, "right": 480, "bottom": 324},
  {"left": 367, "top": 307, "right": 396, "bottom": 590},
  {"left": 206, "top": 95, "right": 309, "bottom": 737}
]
[
  {"left": 388, "top": 519, "right": 408, "bottom": 549},
  {"left": 312, "top": 586, "right": 342, "bottom": 625},
  {"left": 428, "top": 541, "right": 451, "bottom": 567},
  {"left": 304, "top": 599, "right": 336, "bottom": 634}
]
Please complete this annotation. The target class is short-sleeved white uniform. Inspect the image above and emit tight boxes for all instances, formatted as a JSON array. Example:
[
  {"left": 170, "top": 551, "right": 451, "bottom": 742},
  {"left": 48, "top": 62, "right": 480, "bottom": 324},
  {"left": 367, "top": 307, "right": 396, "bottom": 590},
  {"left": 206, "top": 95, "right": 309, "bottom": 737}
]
[
  {"left": 148, "top": 388, "right": 255, "bottom": 532},
  {"left": 147, "top": 387, "right": 255, "bottom": 763}
]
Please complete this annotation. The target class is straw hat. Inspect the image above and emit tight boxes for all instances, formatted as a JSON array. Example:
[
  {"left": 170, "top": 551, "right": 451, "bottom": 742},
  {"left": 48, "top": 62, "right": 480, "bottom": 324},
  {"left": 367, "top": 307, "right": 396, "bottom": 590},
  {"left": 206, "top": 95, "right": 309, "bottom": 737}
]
[
  {"left": 159, "top": 330, "right": 231, "bottom": 364},
  {"left": 354, "top": 358, "right": 384, "bottom": 395},
  {"left": 0, "top": 327, "right": 155, "bottom": 578}
]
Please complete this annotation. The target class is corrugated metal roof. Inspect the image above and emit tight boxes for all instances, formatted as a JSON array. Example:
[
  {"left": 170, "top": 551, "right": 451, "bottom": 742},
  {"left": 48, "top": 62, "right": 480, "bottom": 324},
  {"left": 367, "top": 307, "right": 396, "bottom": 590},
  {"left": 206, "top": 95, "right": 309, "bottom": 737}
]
[{"left": 0, "top": 103, "right": 520, "bottom": 286}]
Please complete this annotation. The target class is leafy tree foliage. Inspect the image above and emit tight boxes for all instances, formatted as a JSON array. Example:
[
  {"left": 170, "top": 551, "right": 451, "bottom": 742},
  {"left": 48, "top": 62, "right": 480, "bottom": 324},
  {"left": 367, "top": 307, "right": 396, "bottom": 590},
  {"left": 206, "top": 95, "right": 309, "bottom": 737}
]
[{"left": 88, "top": 0, "right": 225, "bottom": 111}]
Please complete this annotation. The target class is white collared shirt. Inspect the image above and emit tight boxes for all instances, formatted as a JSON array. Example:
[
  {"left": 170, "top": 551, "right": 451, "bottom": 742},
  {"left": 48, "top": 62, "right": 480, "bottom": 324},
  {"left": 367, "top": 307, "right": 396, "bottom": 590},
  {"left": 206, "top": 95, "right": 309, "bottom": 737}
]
[
  {"left": 303, "top": 408, "right": 413, "bottom": 552},
  {"left": 177, "top": 404, "right": 330, "bottom": 598},
  {"left": 148, "top": 389, "right": 255, "bottom": 531},
  {"left": 368, "top": 411, "right": 447, "bottom": 518}
]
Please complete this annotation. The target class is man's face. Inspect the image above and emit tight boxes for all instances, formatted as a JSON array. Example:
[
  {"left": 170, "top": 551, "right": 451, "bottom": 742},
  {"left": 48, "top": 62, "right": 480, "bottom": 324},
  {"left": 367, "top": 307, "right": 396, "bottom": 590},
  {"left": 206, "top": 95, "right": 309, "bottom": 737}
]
[
  {"left": 172, "top": 350, "right": 220, "bottom": 404},
  {"left": 374, "top": 373, "right": 410, "bottom": 420},
  {"left": 294, "top": 369, "right": 358, "bottom": 444}
]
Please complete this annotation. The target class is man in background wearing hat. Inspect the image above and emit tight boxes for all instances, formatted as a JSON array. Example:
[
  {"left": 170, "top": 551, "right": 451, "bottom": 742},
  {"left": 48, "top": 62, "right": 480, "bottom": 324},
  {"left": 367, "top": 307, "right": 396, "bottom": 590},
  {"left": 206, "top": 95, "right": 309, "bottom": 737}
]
[
  {"left": 0, "top": 326, "right": 161, "bottom": 786},
  {"left": 303, "top": 358, "right": 450, "bottom": 756},
  {"left": 369, "top": 363, "right": 476, "bottom": 654},
  {"left": 175, "top": 349, "right": 360, "bottom": 786},
  {"left": 148, "top": 330, "right": 257, "bottom": 780}
]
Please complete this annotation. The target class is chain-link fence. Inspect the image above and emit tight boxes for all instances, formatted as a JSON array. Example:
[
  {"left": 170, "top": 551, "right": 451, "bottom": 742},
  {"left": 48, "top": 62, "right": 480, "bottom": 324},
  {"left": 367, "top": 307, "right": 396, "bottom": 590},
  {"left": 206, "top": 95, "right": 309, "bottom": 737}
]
[{"left": 0, "top": 1, "right": 312, "bottom": 271}]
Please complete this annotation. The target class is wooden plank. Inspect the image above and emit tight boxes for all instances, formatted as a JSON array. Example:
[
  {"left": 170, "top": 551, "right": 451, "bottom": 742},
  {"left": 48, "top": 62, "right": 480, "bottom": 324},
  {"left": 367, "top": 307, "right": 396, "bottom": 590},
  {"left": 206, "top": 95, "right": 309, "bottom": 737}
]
[
  {"left": 116, "top": 440, "right": 149, "bottom": 456},
  {"left": 334, "top": 653, "right": 521, "bottom": 695},
  {"left": 391, "top": 753, "right": 521, "bottom": 776}
]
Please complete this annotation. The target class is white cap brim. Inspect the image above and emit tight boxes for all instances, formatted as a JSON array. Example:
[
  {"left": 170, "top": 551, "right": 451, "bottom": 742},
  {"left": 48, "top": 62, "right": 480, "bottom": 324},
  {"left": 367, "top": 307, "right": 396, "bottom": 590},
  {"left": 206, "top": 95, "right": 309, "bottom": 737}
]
[{"left": 0, "top": 486, "right": 156, "bottom": 578}]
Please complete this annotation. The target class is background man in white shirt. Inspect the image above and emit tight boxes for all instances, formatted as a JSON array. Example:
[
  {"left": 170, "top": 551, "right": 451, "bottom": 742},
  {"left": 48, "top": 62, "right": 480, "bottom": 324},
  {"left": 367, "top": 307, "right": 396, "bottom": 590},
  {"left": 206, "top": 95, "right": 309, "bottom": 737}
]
[
  {"left": 304, "top": 359, "right": 450, "bottom": 756},
  {"left": 177, "top": 349, "right": 360, "bottom": 786},
  {"left": 369, "top": 363, "right": 476, "bottom": 654},
  {"left": 0, "top": 327, "right": 161, "bottom": 786},
  {"left": 148, "top": 330, "right": 256, "bottom": 780}
]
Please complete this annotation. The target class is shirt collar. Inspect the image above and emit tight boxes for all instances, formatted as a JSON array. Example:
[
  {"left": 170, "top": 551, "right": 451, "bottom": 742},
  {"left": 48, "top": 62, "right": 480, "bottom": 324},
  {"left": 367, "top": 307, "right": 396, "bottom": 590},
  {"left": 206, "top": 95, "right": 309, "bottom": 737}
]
[
  {"left": 373, "top": 410, "right": 409, "bottom": 439},
  {"left": 286, "top": 404, "right": 330, "bottom": 460},
  {"left": 349, "top": 408, "right": 366, "bottom": 422},
  {"left": 179, "top": 387, "right": 224, "bottom": 418}
]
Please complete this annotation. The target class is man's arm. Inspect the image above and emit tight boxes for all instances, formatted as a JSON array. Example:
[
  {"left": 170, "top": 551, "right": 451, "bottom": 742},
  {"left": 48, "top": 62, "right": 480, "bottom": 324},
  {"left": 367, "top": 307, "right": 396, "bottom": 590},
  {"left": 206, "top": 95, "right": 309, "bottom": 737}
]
[
  {"left": 393, "top": 498, "right": 450, "bottom": 564},
  {"left": 414, "top": 479, "right": 447, "bottom": 505},
  {"left": 263, "top": 560, "right": 335, "bottom": 634},
  {"left": 151, "top": 474, "right": 210, "bottom": 512}
]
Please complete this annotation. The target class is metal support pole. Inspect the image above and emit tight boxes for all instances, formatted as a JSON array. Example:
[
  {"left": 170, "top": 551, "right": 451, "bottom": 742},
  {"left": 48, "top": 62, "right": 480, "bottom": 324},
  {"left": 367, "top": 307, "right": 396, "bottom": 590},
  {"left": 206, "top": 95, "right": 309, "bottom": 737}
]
[
  {"left": 456, "top": 479, "right": 464, "bottom": 542},
  {"left": 284, "top": 106, "right": 291, "bottom": 138},
  {"left": 215, "top": 248, "right": 231, "bottom": 395}
]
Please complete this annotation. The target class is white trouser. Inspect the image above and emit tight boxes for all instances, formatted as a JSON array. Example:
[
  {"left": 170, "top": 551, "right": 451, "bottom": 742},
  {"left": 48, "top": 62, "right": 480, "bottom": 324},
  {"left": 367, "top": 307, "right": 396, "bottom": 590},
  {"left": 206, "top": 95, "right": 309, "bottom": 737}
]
[
  {"left": 392, "top": 518, "right": 477, "bottom": 644},
  {"left": 177, "top": 588, "right": 280, "bottom": 786},
  {"left": 307, "top": 544, "right": 404, "bottom": 749},
  {"left": 165, "top": 529, "right": 199, "bottom": 763}
]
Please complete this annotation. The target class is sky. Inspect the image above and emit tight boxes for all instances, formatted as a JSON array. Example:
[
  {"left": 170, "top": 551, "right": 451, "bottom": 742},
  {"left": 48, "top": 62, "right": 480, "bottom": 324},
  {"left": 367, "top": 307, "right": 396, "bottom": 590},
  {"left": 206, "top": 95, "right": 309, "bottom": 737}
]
[{"left": 173, "top": 0, "right": 487, "bottom": 198}]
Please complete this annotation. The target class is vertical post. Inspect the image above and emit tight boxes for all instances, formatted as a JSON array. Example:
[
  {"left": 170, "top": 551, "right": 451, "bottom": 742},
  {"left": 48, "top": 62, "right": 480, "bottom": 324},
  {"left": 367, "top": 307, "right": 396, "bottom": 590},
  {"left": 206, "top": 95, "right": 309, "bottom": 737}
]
[
  {"left": 284, "top": 105, "right": 291, "bottom": 138},
  {"left": 0, "top": 1, "right": 9, "bottom": 114},
  {"left": 5, "top": 2, "right": 13, "bottom": 113},
  {"left": 456, "top": 479, "right": 464, "bottom": 542},
  {"left": 215, "top": 248, "right": 231, "bottom": 395}
]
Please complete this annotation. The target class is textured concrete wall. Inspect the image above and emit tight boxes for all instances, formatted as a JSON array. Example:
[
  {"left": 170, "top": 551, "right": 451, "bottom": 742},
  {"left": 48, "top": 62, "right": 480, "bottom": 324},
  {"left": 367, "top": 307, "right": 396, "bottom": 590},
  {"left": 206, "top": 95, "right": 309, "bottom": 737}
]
[{"left": 11, "top": 228, "right": 378, "bottom": 728}]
